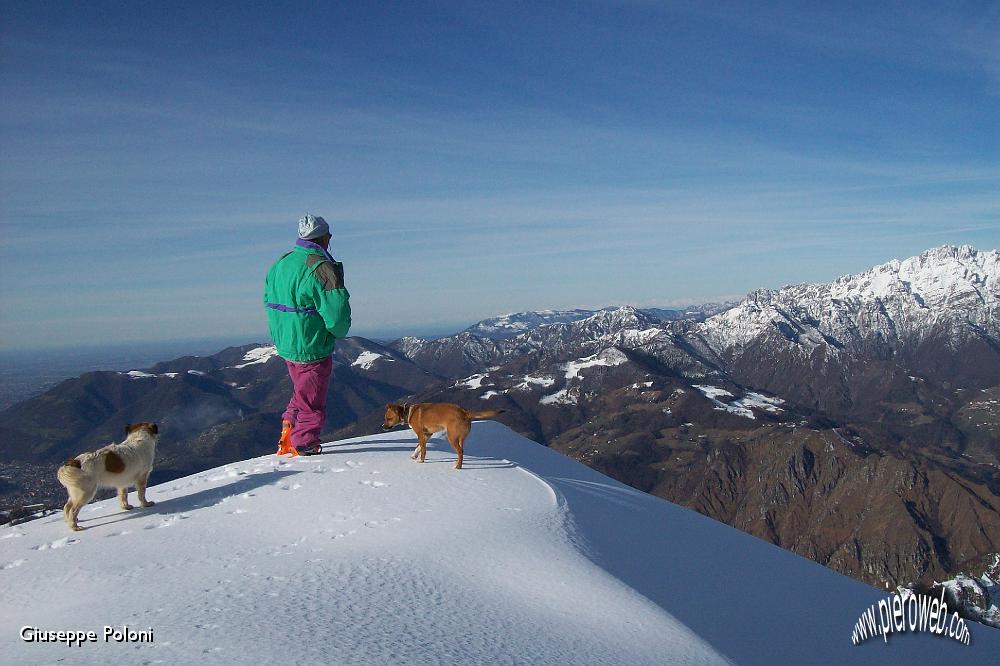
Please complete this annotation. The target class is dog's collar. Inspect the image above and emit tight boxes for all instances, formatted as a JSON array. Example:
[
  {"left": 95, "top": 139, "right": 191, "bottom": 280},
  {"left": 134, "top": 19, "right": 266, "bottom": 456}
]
[{"left": 401, "top": 403, "right": 413, "bottom": 426}]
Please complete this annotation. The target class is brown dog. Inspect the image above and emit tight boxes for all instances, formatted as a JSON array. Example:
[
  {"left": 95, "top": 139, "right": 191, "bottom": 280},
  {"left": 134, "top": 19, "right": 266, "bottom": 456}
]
[{"left": 382, "top": 403, "right": 504, "bottom": 469}]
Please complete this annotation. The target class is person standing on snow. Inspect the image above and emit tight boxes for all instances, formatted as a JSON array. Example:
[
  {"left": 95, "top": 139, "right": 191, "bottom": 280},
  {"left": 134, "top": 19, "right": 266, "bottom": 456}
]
[{"left": 264, "top": 214, "right": 351, "bottom": 456}]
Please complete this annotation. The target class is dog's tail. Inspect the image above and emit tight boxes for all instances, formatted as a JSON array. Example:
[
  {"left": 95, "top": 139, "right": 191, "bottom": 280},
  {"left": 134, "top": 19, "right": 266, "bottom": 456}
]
[
  {"left": 57, "top": 459, "right": 83, "bottom": 488},
  {"left": 465, "top": 409, "right": 505, "bottom": 420}
]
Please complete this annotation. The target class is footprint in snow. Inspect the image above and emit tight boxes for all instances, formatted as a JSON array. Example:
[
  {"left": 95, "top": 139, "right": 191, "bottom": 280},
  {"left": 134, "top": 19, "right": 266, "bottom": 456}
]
[
  {"left": 345, "top": 460, "right": 364, "bottom": 468},
  {"left": 332, "top": 530, "right": 357, "bottom": 539},
  {"left": 227, "top": 509, "right": 247, "bottom": 515},
  {"left": 208, "top": 468, "right": 245, "bottom": 481},
  {"left": 0, "top": 531, "right": 25, "bottom": 540},
  {"left": 360, "top": 480, "right": 388, "bottom": 488},
  {"left": 106, "top": 530, "right": 131, "bottom": 537},
  {"left": 144, "top": 514, "right": 189, "bottom": 529},
  {"left": 2, "top": 559, "right": 26, "bottom": 570},
  {"left": 365, "top": 518, "right": 401, "bottom": 529},
  {"left": 194, "top": 622, "right": 222, "bottom": 631},
  {"left": 34, "top": 537, "right": 79, "bottom": 550}
]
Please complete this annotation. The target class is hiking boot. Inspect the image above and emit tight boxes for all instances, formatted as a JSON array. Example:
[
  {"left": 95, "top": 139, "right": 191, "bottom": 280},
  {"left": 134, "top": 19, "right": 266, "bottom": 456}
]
[
  {"left": 276, "top": 420, "right": 295, "bottom": 456},
  {"left": 294, "top": 441, "right": 323, "bottom": 456}
]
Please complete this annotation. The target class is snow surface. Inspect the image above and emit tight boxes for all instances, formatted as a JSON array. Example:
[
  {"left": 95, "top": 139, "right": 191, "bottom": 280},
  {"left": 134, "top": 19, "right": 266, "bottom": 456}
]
[
  {"left": 562, "top": 348, "right": 628, "bottom": 381},
  {"left": 233, "top": 345, "right": 279, "bottom": 369},
  {"left": 351, "top": 351, "right": 393, "bottom": 370},
  {"left": 540, "top": 349, "right": 629, "bottom": 406},
  {"left": 2, "top": 423, "right": 997, "bottom": 664},
  {"left": 693, "top": 385, "right": 785, "bottom": 420},
  {"left": 514, "top": 374, "right": 556, "bottom": 391},
  {"left": 941, "top": 574, "right": 1000, "bottom": 628},
  {"left": 455, "top": 373, "right": 491, "bottom": 390},
  {"left": 693, "top": 385, "right": 734, "bottom": 401},
  {"left": 464, "top": 309, "right": 598, "bottom": 339},
  {"left": 123, "top": 371, "right": 189, "bottom": 380},
  {"left": 539, "top": 388, "right": 575, "bottom": 406}
]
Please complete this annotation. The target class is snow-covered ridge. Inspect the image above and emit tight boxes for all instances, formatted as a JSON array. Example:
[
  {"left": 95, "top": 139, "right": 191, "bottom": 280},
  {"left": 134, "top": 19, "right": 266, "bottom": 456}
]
[
  {"left": 460, "top": 304, "right": 736, "bottom": 343},
  {"left": 351, "top": 351, "right": 394, "bottom": 370},
  {"left": 232, "top": 345, "right": 279, "bottom": 369},
  {"left": 392, "top": 335, "right": 427, "bottom": 358},
  {"left": 456, "top": 373, "right": 492, "bottom": 390},
  {"left": 390, "top": 304, "right": 718, "bottom": 382},
  {"left": 3, "top": 423, "right": 995, "bottom": 664},
  {"left": 932, "top": 553, "right": 1000, "bottom": 629},
  {"left": 697, "top": 245, "right": 1000, "bottom": 355},
  {"left": 514, "top": 373, "right": 556, "bottom": 391},
  {"left": 562, "top": 347, "right": 629, "bottom": 381},
  {"left": 121, "top": 370, "right": 208, "bottom": 380},
  {"left": 541, "top": 348, "right": 629, "bottom": 406},
  {"left": 828, "top": 244, "right": 999, "bottom": 308},
  {"left": 693, "top": 385, "right": 786, "bottom": 420},
  {"left": 464, "top": 309, "right": 597, "bottom": 339}
]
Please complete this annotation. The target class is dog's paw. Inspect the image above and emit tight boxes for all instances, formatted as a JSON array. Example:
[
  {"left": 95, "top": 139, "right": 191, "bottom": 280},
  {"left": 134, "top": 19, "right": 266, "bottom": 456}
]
[
  {"left": 70, "top": 525, "right": 83, "bottom": 532},
  {"left": 121, "top": 504, "right": 134, "bottom": 511},
  {"left": 141, "top": 501, "right": 155, "bottom": 508}
]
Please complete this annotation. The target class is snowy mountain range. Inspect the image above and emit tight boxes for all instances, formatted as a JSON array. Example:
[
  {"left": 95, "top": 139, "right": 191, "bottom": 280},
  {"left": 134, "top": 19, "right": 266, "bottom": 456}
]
[
  {"left": 3, "top": 423, "right": 997, "bottom": 664},
  {"left": 2, "top": 245, "right": 998, "bottom": 616},
  {"left": 691, "top": 244, "right": 1000, "bottom": 384},
  {"left": 463, "top": 303, "right": 733, "bottom": 340},
  {"left": 398, "top": 244, "right": 999, "bottom": 389}
]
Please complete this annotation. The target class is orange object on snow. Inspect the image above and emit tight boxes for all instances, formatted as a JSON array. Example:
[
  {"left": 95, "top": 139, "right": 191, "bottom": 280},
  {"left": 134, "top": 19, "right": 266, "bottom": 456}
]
[{"left": 276, "top": 420, "right": 298, "bottom": 456}]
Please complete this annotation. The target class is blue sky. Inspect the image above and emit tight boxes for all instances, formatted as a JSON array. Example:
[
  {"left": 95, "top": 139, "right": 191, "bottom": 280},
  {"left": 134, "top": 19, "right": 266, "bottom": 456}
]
[{"left": 1, "top": 1, "right": 998, "bottom": 350}]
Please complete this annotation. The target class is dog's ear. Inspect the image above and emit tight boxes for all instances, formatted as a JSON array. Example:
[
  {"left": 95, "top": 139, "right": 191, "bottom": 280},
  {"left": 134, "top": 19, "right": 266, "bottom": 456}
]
[
  {"left": 125, "top": 424, "right": 132, "bottom": 436},
  {"left": 149, "top": 423, "right": 158, "bottom": 434}
]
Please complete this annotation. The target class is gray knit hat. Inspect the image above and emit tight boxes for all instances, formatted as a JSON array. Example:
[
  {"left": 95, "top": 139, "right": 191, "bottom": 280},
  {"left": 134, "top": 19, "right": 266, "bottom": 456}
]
[{"left": 298, "top": 214, "right": 330, "bottom": 240}]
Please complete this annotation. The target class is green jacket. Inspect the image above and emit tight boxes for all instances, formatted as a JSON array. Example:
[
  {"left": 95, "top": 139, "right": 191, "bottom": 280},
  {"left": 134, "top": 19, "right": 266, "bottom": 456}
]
[{"left": 264, "top": 241, "right": 352, "bottom": 362}]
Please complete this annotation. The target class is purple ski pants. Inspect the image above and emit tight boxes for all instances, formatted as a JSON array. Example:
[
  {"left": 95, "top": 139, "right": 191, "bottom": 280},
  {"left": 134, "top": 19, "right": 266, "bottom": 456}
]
[{"left": 281, "top": 356, "right": 333, "bottom": 447}]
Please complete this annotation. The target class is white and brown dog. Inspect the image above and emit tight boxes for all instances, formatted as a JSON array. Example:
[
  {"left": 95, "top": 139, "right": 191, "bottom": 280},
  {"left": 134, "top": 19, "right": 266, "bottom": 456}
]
[{"left": 57, "top": 422, "right": 159, "bottom": 531}]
